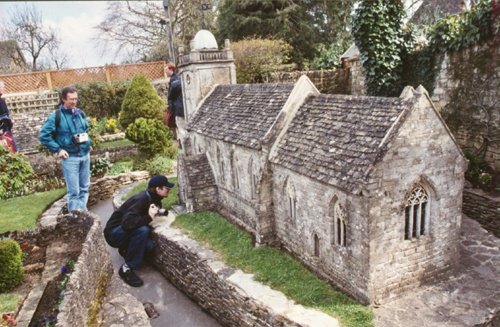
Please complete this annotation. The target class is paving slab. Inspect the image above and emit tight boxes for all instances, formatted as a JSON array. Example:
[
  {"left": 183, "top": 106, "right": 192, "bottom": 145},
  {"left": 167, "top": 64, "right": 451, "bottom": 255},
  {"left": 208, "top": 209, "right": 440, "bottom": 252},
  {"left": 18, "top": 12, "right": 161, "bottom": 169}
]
[{"left": 374, "top": 217, "right": 500, "bottom": 327}]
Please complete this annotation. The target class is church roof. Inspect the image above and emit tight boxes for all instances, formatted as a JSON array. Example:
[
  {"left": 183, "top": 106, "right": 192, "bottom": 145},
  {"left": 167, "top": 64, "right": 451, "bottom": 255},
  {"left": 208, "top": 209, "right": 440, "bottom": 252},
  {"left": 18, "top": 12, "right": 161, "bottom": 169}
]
[
  {"left": 270, "top": 94, "right": 414, "bottom": 192},
  {"left": 188, "top": 83, "right": 295, "bottom": 149}
]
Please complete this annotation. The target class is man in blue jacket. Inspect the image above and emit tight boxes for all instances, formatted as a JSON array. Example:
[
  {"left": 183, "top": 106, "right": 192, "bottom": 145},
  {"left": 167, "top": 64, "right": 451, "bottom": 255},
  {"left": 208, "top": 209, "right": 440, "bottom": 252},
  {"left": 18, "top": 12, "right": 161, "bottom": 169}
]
[
  {"left": 104, "top": 175, "right": 174, "bottom": 287},
  {"left": 39, "top": 85, "right": 92, "bottom": 212}
]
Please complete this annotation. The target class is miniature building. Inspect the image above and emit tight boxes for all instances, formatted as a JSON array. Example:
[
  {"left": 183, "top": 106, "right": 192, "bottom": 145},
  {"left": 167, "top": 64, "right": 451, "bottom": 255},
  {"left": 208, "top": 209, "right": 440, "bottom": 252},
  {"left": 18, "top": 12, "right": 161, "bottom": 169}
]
[{"left": 177, "top": 30, "right": 468, "bottom": 304}]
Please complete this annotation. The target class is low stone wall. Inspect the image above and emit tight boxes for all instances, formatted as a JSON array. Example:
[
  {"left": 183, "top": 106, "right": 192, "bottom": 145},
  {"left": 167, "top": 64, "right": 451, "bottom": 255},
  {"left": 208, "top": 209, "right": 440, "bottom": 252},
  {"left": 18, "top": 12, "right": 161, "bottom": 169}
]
[
  {"left": 269, "top": 69, "right": 349, "bottom": 95},
  {"left": 92, "top": 144, "right": 138, "bottom": 163},
  {"left": 88, "top": 171, "right": 149, "bottom": 208},
  {"left": 56, "top": 212, "right": 113, "bottom": 327},
  {"left": 463, "top": 188, "right": 500, "bottom": 237},
  {"left": 150, "top": 226, "right": 339, "bottom": 327}
]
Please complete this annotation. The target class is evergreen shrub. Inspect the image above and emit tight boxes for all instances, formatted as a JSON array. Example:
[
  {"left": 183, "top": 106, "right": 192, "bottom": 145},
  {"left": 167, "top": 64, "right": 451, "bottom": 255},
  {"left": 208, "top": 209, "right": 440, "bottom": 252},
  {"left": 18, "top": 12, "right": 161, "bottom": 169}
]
[
  {"left": 0, "top": 239, "right": 24, "bottom": 293},
  {"left": 231, "top": 38, "right": 292, "bottom": 83},
  {"left": 119, "top": 75, "right": 164, "bottom": 129},
  {"left": 0, "top": 146, "right": 35, "bottom": 199},
  {"left": 147, "top": 154, "right": 175, "bottom": 176},
  {"left": 125, "top": 118, "right": 173, "bottom": 158},
  {"left": 76, "top": 81, "right": 130, "bottom": 120}
]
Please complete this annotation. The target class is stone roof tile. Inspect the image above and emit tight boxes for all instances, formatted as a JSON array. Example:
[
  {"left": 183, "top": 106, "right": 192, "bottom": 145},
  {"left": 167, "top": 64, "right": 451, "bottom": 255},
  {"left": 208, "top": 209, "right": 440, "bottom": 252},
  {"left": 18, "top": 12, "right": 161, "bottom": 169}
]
[
  {"left": 271, "top": 94, "right": 414, "bottom": 192},
  {"left": 188, "top": 83, "right": 295, "bottom": 149}
]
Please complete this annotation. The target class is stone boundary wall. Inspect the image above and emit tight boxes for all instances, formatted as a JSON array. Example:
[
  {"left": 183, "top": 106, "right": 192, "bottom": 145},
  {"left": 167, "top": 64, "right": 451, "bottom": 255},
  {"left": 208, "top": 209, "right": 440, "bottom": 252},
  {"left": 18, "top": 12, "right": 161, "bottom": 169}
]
[
  {"left": 463, "top": 189, "right": 500, "bottom": 238},
  {"left": 92, "top": 144, "right": 139, "bottom": 163},
  {"left": 269, "top": 69, "right": 349, "bottom": 95},
  {"left": 150, "top": 226, "right": 340, "bottom": 327},
  {"left": 55, "top": 212, "right": 113, "bottom": 327},
  {"left": 88, "top": 171, "right": 149, "bottom": 207}
]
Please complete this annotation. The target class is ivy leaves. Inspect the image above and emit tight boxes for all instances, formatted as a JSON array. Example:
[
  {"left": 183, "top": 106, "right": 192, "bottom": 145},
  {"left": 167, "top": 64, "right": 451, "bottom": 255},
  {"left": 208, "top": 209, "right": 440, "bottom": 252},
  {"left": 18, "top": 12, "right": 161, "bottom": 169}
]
[
  {"left": 352, "top": 0, "right": 495, "bottom": 97},
  {"left": 352, "top": 0, "right": 406, "bottom": 96}
]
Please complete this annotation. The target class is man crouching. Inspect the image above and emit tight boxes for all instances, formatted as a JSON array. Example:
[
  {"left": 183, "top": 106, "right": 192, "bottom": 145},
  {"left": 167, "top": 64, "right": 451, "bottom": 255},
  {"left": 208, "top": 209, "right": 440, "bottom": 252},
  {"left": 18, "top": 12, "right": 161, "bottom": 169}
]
[{"left": 103, "top": 175, "right": 174, "bottom": 287}]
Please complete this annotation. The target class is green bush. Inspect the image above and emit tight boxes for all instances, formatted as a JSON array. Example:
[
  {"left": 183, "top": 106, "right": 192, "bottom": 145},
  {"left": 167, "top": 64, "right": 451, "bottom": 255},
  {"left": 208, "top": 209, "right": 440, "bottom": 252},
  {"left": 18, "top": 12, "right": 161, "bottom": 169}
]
[
  {"left": 119, "top": 75, "right": 164, "bottom": 129},
  {"left": 147, "top": 154, "right": 175, "bottom": 176},
  {"left": 0, "top": 239, "right": 24, "bottom": 293},
  {"left": 105, "top": 118, "right": 120, "bottom": 134},
  {"left": 125, "top": 118, "right": 174, "bottom": 158},
  {"left": 76, "top": 81, "right": 130, "bottom": 120},
  {"left": 90, "top": 157, "right": 112, "bottom": 178},
  {"left": 0, "top": 146, "right": 35, "bottom": 200},
  {"left": 232, "top": 38, "right": 292, "bottom": 83}
]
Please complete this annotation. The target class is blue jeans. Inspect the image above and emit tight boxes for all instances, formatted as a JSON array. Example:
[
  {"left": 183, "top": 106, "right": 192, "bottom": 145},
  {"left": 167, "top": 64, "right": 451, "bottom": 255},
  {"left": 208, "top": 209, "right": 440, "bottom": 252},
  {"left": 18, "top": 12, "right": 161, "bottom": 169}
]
[
  {"left": 61, "top": 154, "right": 90, "bottom": 212},
  {"left": 105, "top": 225, "right": 155, "bottom": 270}
]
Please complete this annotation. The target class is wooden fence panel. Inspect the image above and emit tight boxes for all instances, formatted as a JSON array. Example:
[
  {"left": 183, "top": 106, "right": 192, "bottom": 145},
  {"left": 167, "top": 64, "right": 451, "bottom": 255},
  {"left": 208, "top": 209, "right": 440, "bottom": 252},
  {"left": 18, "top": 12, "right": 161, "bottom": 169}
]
[
  {"left": 0, "top": 61, "right": 166, "bottom": 94},
  {"left": 108, "top": 62, "right": 165, "bottom": 82},
  {"left": 1, "top": 71, "right": 50, "bottom": 94},
  {"left": 50, "top": 66, "right": 108, "bottom": 88}
]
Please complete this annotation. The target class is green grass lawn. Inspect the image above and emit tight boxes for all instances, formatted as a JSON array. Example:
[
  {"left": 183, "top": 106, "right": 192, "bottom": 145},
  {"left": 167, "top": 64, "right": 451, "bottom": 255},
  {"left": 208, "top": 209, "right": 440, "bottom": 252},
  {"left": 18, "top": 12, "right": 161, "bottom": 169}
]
[
  {"left": 122, "top": 177, "right": 178, "bottom": 210},
  {"left": 173, "top": 211, "right": 374, "bottom": 327},
  {"left": 97, "top": 139, "right": 134, "bottom": 149},
  {"left": 108, "top": 159, "right": 134, "bottom": 176},
  {"left": 0, "top": 293, "right": 21, "bottom": 313},
  {"left": 0, "top": 188, "right": 66, "bottom": 233}
]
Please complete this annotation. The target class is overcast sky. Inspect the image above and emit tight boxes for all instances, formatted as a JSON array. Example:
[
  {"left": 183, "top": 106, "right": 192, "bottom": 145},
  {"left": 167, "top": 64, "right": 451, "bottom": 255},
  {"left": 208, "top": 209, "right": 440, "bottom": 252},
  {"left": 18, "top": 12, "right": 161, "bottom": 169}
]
[{"left": 0, "top": 1, "right": 122, "bottom": 69}]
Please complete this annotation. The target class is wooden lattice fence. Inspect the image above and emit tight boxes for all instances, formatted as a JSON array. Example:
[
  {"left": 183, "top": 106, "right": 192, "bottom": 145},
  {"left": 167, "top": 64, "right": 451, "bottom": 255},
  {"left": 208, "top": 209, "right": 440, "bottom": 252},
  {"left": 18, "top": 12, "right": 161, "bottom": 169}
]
[{"left": 0, "top": 61, "right": 166, "bottom": 94}]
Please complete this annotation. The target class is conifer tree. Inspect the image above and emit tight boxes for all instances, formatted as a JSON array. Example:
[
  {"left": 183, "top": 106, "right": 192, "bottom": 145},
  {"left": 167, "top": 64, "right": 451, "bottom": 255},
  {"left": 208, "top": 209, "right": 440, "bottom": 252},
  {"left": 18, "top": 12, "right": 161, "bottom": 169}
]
[{"left": 119, "top": 75, "right": 164, "bottom": 129}]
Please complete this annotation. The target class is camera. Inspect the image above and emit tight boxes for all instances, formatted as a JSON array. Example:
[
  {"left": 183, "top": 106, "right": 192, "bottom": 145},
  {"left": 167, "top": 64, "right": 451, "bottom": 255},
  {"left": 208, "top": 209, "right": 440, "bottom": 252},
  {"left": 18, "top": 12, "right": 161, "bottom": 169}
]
[{"left": 72, "top": 132, "right": 89, "bottom": 145}]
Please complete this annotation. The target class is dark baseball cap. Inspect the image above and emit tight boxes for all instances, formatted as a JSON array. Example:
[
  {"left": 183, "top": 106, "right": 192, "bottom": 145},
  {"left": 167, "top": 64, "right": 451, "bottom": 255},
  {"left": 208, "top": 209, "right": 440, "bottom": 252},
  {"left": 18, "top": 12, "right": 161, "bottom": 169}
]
[{"left": 148, "top": 175, "right": 174, "bottom": 189}]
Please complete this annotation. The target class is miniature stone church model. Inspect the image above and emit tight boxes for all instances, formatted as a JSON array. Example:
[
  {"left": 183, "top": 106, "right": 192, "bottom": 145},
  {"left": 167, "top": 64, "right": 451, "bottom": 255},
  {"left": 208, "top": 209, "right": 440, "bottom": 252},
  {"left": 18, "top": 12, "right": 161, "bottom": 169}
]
[{"left": 176, "top": 30, "right": 468, "bottom": 304}]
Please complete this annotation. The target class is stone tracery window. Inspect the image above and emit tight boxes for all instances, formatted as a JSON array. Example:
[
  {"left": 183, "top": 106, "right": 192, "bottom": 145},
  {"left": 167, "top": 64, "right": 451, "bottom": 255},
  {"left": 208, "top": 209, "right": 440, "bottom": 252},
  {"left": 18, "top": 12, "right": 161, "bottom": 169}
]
[
  {"left": 404, "top": 184, "right": 428, "bottom": 240},
  {"left": 248, "top": 158, "right": 258, "bottom": 199},
  {"left": 285, "top": 179, "right": 297, "bottom": 221},
  {"left": 334, "top": 203, "right": 347, "bottom": 246},
  {"left": 217, "top": 146, "right": 225, "bottom": 182},
  {"left": 314, "top": 234, "right": 320, "bottom": 257},
  {"left": 232, "top": 152, "right": 239, "bottom": 190}
]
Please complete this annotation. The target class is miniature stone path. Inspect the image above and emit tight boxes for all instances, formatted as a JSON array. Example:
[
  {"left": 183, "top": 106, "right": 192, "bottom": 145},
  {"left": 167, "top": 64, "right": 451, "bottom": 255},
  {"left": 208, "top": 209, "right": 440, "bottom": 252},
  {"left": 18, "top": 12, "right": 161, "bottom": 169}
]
[{"left": 374, "top": 217, "right": 500, "bottom": 327}]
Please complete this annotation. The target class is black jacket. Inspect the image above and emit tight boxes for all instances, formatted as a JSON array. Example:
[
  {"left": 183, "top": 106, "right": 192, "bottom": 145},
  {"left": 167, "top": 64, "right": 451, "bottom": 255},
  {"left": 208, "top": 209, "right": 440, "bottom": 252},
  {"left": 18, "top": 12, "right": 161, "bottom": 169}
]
[
  {"left": 103, "top": 190, "right": 165, "bottom": 236},
  {"left": 168, "top": 73, "right": 184, "bottom": 118}
]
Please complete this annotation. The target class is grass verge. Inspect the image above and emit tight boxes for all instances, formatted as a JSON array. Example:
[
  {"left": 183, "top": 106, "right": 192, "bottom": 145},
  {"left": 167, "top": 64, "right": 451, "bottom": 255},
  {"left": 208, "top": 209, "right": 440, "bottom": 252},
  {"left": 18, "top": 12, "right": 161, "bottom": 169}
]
[
  {"left": 108, "top": 159, "right": 134, "bottom": 176},
  {"left": 0, "top": 188, "right": 66, "bottom": 233},
  {"left": 0, "top": 293, "right": 21, "bottom": 313},
  {"left": 122, "top": 177, "right": 178, "bottom": 210},
  {"left": 172, "top": 211, "right": 374, "bottom": 327},
  {"left": 97, "top": 139, "right": 134, "bottom": 149}
]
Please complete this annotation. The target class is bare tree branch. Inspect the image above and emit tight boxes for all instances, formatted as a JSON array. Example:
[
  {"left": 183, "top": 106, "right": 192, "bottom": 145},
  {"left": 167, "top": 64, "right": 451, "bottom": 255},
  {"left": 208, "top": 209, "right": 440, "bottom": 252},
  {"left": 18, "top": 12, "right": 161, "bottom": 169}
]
[{"left": 2, "top": 3, "right": 60, "bottom": 71}]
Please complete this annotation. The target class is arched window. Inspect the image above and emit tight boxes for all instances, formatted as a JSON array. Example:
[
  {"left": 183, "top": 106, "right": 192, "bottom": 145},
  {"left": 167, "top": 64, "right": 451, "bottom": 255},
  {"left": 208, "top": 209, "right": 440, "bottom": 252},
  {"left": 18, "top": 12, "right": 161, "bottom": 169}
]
[
  {"left": 285, "top": 178, "right": 296, "bottom": 221},
  {"left": 334, "top": 203, "right": 347, "bottom": 246},
  {"left": 192, "top": 135, "right": 197, "bottom": 153},
  {"left": 314, "top": 234, "right": 320, "bottom": 257},
  {"left": 404, "top": 184, "right": 429, "bottom": 240},
  {"left": 217, "top": 146, "right": 224, "bottom": 182},
  {"left": 232, "top": 152, "right": 239, "bottom": 190},
  {"left": 248, "top": 158, "right": 258, "bottom": 199}
]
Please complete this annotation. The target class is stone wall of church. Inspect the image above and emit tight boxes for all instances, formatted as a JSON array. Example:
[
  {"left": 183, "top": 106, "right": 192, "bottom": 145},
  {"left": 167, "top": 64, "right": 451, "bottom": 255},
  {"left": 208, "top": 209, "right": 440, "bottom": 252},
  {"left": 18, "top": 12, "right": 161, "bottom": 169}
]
[
  {"left": 191, "top": 135, "right": 268, "bottom": 236},
  {"left": 366, "top": 96, "right": 467, "bottom": 303},
  {"left": 271, "top": 166, "right": 371, "bottom": 304}
]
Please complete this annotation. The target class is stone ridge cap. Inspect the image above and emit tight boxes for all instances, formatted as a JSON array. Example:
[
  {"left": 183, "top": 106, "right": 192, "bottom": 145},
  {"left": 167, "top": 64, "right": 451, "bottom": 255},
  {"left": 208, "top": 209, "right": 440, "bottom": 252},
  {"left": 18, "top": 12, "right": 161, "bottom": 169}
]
[{"left": 153, "top": 225, "right": 340, "bottom": 327}]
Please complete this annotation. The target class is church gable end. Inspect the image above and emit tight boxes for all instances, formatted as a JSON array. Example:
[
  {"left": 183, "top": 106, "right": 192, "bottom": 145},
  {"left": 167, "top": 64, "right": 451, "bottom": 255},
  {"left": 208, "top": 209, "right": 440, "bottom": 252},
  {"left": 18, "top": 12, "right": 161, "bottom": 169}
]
[{"left": 270, "top": 94, "right": 413, "bottom": 192}]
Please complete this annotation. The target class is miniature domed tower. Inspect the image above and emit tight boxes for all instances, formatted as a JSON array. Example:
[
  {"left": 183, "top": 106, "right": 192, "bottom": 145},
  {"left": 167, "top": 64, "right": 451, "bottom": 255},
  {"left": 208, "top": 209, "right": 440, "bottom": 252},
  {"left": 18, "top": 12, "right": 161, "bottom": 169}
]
[{"left": 178, "top": 29, "right": 236, "bottom": 122}]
